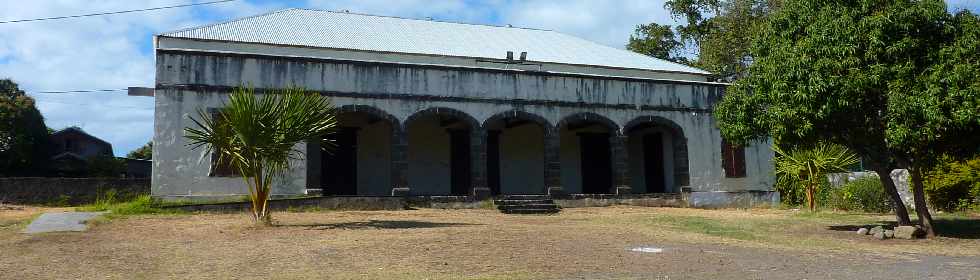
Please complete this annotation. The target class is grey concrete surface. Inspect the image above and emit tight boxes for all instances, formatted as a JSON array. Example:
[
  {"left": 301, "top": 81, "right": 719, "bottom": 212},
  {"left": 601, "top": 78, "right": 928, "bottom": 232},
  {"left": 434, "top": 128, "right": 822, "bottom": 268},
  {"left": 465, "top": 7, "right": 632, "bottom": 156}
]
[{"left": 23, "top": 212, "right": 106, "bottom": 234}]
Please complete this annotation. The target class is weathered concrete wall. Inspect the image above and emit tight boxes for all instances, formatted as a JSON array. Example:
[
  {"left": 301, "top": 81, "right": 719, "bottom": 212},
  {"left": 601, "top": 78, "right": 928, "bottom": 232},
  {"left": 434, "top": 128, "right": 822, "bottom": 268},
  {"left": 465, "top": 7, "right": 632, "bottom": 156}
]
[
  {"left": 152, "top": 89, "right": 308, "bottom": 197},
  {"left": 499, "top": 124, "right": 545, "bottom": 194},
  {"left": 152, "top": 51, "right": 774, "bottom": 199}
]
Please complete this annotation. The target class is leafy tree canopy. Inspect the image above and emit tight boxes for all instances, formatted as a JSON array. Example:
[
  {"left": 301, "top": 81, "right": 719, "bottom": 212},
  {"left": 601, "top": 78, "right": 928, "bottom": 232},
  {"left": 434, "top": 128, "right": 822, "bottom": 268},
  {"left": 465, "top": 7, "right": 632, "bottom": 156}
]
[
  {"left": 0, "top": 79, "right": 50, "bottom": 176},
  {"left": 127, "top": 141, "right": 152, "bottom": 160},
  {"left": 627, "top": 23, "right": 688, "bottom": 64},
  {"left": 630, "top": 0, "right": 781, "bottom": 80}
]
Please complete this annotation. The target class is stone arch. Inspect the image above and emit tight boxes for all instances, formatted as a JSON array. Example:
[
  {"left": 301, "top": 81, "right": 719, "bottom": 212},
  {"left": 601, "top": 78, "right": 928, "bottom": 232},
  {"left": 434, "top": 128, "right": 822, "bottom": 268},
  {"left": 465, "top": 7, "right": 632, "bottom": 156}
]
[
  {"left": 623, "top": 115, "right": 690, "bottom": 192},
  {"left": 557, "top": 112, "right": 620, "bottom": 133},
  {"left": 483, "top": 110, "right": 553, "bottom": 195},
  {"left": 483, "top": 110, "right": 554, "bottom": 134},
  {"left": 313, "top": 104, "right": 401, "bottom": 196},
  {"left": 336, "top": 104, "right": 402, "bottom": 132},
  {"left": 403, "top": 107, "right": 482, "bottom": 196},
  {"left": 557, "top": 112, "right": 620, "bottom": 194},
  {"left": 403, "top": 107, "right": 480, "bottom": 131}
]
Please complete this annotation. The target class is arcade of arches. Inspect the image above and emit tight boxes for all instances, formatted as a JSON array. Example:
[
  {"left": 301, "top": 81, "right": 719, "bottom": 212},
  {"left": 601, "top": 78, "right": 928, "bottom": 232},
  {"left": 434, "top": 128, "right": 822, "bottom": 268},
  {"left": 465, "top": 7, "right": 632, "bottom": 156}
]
[{"left": 309, "top": 107, "right": 694, "bottom": 197}]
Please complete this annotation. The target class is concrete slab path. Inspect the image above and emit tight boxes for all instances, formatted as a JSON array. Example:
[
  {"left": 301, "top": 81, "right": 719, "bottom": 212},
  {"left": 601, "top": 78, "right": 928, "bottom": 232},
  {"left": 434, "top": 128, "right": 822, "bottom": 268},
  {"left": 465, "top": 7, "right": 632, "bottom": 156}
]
[{"left": 23, "top": 211, "right": 107, "bottom": 234}]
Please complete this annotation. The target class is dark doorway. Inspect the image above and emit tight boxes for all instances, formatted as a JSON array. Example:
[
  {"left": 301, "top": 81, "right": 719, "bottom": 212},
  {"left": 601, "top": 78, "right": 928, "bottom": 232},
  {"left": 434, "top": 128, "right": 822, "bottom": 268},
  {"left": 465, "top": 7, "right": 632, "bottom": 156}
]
[
  {"left": 449, "top": 129, "right": 471, "bottom": 196},
  {"left": 322, "top": 127, "right": 358, "bottom": 195},
  {"left": 643, "top": 133, "right": 666, "bottom": 193},
  {"left": 579, "top": 133, "right": 612, "bottom": 194},
  {"left": 486, "top": 130, "right": 501, "bottom": 196}
]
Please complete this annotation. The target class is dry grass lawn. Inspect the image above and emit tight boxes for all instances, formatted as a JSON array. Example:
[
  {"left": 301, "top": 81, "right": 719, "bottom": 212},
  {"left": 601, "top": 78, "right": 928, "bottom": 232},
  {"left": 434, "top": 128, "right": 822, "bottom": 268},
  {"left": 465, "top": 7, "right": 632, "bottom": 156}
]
[{"left": 1, "top": 205, "right": 979, "bottom": 279}]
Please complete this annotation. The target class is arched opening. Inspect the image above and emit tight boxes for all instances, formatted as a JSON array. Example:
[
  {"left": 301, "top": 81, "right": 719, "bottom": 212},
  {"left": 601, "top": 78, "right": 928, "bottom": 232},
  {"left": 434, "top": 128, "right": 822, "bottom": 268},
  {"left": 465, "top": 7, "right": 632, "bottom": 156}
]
[
  {"left": 558, "top": 113, "right": 619, "bottom": 194},
  {"left": 483, "top": 111, "right": 550, "bottom": 195},
  {"left": 624, "top": 116, "right": 689, "bottom": 193},
  {"left": 404, "top": 108, "right": 479, "bottom": 196},
  {"left": 315, "top": 105, "right": 397, "bottom": 196}
]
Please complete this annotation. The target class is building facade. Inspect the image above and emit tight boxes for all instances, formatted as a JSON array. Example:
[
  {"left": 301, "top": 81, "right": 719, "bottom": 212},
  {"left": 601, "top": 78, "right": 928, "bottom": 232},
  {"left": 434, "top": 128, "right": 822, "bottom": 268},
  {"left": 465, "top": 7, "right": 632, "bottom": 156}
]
[{"left": 151, "top": 9, "right": 775, "bottom": 205}]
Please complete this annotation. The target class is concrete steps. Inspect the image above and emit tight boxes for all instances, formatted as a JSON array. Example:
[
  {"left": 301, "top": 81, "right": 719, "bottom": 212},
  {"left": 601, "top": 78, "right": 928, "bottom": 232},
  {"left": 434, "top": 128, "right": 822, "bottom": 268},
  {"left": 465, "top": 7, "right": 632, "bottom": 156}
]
[{"left": 494, "top": 195, "right": 561, "bottom": 214}]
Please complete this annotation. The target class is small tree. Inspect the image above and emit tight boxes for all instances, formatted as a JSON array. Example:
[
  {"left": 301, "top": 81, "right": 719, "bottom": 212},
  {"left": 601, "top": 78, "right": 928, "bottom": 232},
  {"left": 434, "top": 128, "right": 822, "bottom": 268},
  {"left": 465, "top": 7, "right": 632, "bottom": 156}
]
[
  {"left": 185, "top": 87, "right": 337, "bottom": 224},
  {"left": 774, "top": 143, "right": 859, "bottom": 211},
  {"left": 127, "top": 141, "right": 152, "bottom": 160}
]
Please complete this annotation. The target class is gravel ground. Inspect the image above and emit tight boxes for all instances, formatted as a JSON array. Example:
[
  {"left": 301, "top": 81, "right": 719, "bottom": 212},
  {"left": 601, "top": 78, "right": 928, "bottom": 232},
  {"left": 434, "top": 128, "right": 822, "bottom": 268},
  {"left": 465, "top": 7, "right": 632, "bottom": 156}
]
[{"left": 1, "top": 206, "right": 977, "bottom": 279}]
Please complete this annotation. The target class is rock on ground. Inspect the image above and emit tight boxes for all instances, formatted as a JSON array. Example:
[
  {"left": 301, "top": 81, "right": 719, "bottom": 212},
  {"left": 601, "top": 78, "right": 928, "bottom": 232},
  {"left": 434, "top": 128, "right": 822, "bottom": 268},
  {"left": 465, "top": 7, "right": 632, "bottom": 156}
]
[
  {"left": 869, "top": 226, "right": 884, "bottom": 236},
  {"left": 857, "top": 228, "right": 869, "bottom": 235},
  {"left": 884, "top": 230, "right": 894, "bottom": 238}
]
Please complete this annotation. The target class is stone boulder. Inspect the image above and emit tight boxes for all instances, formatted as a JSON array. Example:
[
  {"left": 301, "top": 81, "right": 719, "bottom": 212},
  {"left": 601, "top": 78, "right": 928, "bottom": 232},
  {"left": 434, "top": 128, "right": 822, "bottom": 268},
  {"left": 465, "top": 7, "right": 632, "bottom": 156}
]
[
  {"left": 873, "top": 230, "right": 887, "bottom": 240},
  {"left": 857, "top": 228, "right": 869, "bottom": 235},
  {"left": 884, "top": 230, "right": 894, "bottom": 238},
  {"left": 894, "top": 226, "right": 925, "bottom": 239},
  {"left": 869, "top": 226, "right": 884, "bottom": 236}
]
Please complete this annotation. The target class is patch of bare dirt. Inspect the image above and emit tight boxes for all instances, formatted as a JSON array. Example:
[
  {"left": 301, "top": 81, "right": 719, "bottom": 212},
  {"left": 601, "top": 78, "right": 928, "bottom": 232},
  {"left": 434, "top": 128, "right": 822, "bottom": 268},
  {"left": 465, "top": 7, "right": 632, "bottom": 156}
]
[{"left": 0, "top": 207, "right": 977, "bottom": 279}]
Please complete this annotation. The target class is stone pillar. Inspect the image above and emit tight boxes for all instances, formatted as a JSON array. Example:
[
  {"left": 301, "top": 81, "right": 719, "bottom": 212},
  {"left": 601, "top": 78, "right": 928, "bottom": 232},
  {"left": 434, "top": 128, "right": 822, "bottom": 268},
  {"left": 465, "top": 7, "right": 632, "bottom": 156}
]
[
  {"left": 544, "top": 127, "right": 565, "bottom": 198},
  {"left": 390, "top": 128, "right": 410, "bottom": 196},
  {"left": 470, "top": 128, "right": 490, "bottom": 199},
  {"left": 610, "top": 132, "right": 631, "bottom": 195}
]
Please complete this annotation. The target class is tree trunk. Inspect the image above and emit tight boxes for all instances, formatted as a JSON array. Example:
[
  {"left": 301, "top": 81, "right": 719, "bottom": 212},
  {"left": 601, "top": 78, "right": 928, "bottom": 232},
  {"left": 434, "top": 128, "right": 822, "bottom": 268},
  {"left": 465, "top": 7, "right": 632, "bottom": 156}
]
[
  {"left": 909, "top": 166, "right": 936, "bottom": 238},
  {"left": 873, "top": 168, "right": 912, "bottom": 226},
  {"left": 806, "top": 183, "right": 816, "bottom": 211}
]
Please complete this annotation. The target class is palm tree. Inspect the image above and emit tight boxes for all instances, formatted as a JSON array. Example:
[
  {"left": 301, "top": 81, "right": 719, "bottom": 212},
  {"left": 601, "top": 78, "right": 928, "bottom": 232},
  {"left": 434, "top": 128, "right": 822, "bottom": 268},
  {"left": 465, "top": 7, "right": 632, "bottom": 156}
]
[
  {"left": 774, "top": 142, "right": 860, "bottom": 211},
  {"left": 185, "top": 87, "right": 337, "bottom": 223}
]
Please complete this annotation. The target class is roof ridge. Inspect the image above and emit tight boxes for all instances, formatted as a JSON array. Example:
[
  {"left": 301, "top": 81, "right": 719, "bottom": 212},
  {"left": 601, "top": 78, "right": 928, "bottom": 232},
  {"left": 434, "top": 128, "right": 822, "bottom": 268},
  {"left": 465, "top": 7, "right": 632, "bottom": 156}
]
[
  {"left": 289, "top": 8, "right": 553, "bottom": 32},
  {"left": 159, "top": 8, "right": 298, "bottom": 36}
]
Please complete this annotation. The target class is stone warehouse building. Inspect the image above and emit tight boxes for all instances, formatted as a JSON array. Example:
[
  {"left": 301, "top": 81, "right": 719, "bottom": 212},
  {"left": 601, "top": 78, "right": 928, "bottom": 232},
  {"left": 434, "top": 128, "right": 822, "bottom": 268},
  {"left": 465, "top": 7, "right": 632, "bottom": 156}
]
[{"left": 151, "top": 9, "right": 775, "bottom": 206}]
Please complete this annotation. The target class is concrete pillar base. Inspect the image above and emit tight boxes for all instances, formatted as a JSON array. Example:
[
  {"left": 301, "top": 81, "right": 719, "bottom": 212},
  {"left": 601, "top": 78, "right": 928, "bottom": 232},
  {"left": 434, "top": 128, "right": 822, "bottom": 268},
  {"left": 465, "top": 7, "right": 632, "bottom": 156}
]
[
  {"left": 615, "top": 186, "right": 632, "bottom": 195},
  {"left": 547, "top": 186, "right": 567, "bottom": 199},
  {"left": 472, "top": 187, "right": 491, "bottom": 200},
  {"left": 391, "top": 187, "right": 411, "bottom": 197}
]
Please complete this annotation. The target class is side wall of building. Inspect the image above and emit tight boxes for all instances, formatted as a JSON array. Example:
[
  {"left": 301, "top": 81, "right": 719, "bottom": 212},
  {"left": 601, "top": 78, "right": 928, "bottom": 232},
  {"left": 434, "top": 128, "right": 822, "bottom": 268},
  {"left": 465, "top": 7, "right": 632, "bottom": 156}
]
[{"left": 152, "top": 51, "right": 773, "bottom": 198}]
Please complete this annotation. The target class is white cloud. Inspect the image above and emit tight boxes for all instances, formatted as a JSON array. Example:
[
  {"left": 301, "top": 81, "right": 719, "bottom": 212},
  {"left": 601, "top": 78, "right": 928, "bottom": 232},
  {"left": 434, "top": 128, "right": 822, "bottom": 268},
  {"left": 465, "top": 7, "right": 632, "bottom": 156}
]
[
  {"left": 497, "top": 0, "right": 677, "bottom": 49},
  {"left": 0, "top": 0, "right": 277, "bottom": 156}
]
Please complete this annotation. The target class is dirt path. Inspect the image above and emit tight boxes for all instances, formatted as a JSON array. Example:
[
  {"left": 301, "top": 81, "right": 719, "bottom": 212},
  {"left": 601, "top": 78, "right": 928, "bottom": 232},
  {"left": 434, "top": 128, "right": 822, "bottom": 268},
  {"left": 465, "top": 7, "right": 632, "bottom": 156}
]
[{"left": 1, "top": 207, "right": 977, "bottom": 279}]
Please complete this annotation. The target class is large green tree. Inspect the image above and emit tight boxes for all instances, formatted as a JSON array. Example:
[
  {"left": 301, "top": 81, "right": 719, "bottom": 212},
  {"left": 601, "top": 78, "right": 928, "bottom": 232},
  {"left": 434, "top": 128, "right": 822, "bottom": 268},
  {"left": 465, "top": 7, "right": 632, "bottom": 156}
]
[
  {"left": 643, "top": 0, "right": 781, "bottom": 80},
  {"left": 0, "top": 79, "right": 50, "bottom": 176},
  {"left": 627, "top": 23, "right": 688, "bottom": 64},
  {"left": 715, "top": 0, "right": 980, "bottom": 236}
]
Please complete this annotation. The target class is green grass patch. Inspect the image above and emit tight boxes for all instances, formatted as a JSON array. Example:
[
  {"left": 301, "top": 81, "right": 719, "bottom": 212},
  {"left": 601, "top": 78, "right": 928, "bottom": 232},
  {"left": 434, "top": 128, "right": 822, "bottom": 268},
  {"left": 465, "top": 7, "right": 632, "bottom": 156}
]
[
  {"left": 78, "top": 191, "right": 180, "bottom": 217},
  {"left": 648, "top": 215, "right": 760, "bottom": 241}
]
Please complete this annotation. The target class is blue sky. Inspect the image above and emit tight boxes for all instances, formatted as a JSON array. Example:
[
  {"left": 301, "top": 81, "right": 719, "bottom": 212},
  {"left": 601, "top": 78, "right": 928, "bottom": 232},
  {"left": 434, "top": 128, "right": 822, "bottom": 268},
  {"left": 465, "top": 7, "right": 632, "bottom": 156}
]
[{"left": 1, "top": 0, "right": 978, "bottom": 156}]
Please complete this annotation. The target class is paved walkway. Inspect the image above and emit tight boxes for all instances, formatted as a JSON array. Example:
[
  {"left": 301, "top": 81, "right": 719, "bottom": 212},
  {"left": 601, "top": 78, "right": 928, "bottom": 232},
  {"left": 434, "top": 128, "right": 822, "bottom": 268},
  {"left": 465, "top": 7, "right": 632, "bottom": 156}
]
[{"left": 23, "top": 211, "right": 107, "bottom": 234}]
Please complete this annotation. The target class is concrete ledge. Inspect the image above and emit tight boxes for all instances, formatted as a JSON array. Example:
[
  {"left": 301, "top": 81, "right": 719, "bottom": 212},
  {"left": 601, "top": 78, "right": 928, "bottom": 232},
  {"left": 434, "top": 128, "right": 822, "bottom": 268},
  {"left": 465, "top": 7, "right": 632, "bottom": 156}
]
[{"left": 682, "top": 190, "right": 779, "bottom": 209}]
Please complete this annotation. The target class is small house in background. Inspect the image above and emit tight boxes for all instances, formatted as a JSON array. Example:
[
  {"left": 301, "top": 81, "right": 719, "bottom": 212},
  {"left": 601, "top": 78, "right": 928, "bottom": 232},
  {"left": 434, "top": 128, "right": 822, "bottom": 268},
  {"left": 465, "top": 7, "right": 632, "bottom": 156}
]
[{"left": 49, "top": 127, "right": 114, "bottom": 176}]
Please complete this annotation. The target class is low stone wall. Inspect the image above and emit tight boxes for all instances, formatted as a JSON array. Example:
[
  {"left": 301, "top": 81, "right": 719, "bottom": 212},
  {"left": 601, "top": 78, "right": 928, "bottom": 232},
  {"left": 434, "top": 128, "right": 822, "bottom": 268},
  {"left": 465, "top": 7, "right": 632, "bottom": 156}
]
[
  {"left": 682, "top": 190, "right": 780, "bottom": 209},
  {"left": 0, "top": 177, "right": 149, "bottom": 205},
  {"left": 165, "top": 196, "right": 406, "bottom": 212},
  {"left": 556, "top": 193, "right": 684, "bottom": 208}
]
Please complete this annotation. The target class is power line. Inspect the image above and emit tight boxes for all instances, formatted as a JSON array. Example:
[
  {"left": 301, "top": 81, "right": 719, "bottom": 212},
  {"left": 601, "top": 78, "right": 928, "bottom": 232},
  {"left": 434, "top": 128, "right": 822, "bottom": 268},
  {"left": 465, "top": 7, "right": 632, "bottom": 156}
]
[
  {"left": 33, "top": 89, "right": 128, "bottom": 94},
  {"left": 35, "top": 100, "right": 153, "bottom": 110},
  {"left": 0, "top": 0, "right": 238, "bottom": 24}
]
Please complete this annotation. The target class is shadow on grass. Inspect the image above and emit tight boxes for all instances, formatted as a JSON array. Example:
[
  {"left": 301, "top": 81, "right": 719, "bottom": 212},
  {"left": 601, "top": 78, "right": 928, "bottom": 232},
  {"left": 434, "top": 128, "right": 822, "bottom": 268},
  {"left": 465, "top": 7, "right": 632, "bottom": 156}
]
[
  {"left": 825, "top": 217, "right": 980, "bottom": 239},
  {"left": 278, "top": 219, "right": 480, "bottom": 230}
]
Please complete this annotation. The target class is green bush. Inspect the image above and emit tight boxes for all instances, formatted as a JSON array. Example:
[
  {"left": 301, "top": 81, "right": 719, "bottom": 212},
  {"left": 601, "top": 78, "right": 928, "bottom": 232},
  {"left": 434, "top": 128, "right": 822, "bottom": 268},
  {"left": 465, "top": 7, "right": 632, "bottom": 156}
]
[
  {"left": 827, "top": 176, "right": 892, "bottom": 213},
  {"left": 924, "top": 155, "right": 980, "bottom": 212}
]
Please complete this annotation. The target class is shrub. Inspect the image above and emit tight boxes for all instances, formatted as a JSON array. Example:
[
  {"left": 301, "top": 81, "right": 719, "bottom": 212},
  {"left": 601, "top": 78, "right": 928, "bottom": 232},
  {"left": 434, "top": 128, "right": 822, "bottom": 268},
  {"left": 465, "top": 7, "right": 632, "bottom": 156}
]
[
  {"left": 924, "top": 155, "right": 980, "bottom": 212},
  {"left": 827, "top": 176, "right": 892, "bottom": 213}
]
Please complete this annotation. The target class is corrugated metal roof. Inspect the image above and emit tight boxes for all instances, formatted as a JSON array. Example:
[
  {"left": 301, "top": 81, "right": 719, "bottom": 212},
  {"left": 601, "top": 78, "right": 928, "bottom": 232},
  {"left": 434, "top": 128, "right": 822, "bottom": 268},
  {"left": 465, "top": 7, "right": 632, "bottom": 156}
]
[{"left": 160, "top": 8, "right": 710, "bottom": 75}]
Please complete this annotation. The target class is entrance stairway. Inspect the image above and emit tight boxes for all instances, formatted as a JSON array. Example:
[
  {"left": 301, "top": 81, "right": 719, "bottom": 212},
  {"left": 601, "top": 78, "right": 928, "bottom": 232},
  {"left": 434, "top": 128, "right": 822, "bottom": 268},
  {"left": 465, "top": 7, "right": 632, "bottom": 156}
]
[{"left": 494, "top": 195, "right": 561, "bottom": 214}]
